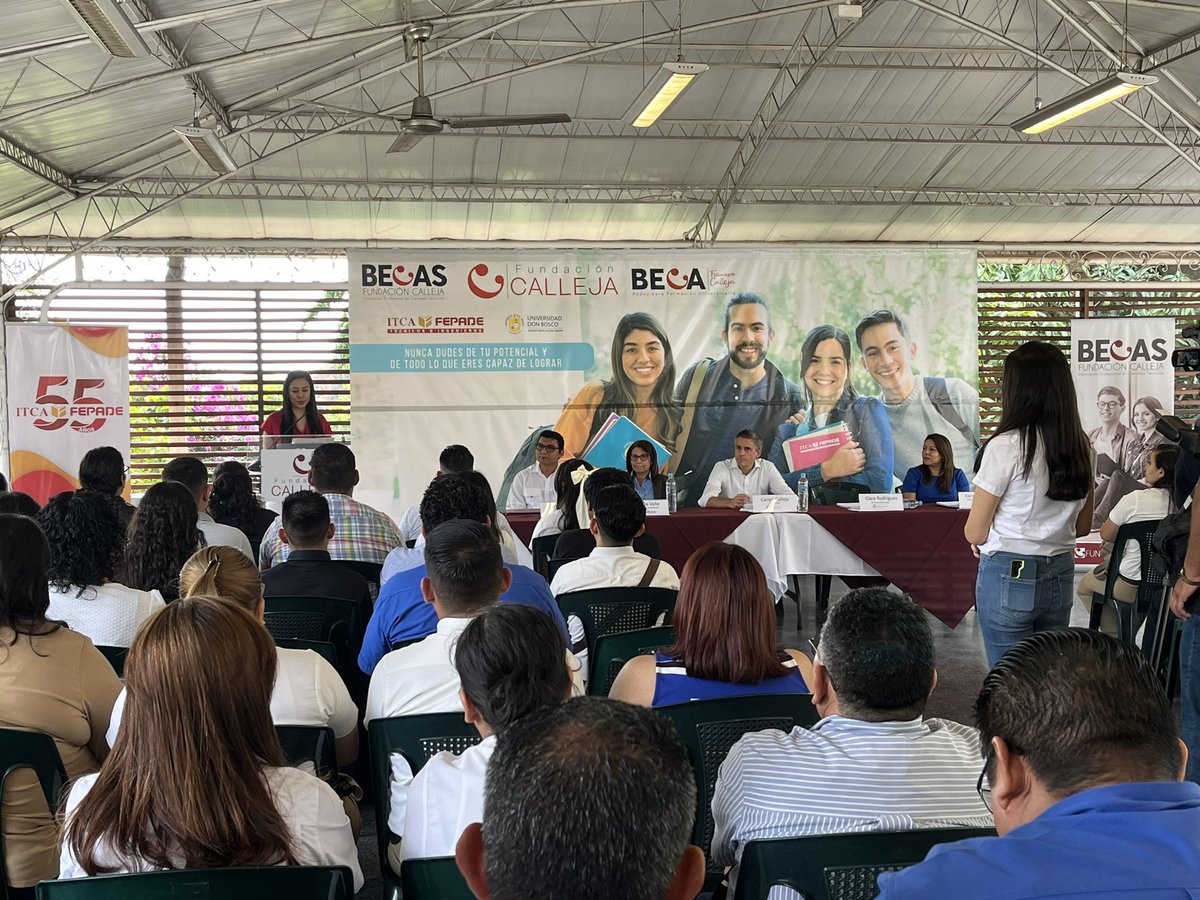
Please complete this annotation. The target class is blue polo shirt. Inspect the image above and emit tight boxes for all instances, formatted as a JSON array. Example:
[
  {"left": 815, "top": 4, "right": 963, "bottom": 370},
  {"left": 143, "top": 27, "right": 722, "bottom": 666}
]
[
  {"left": 358, "top": 562, "right": 567, "bottom": 674},
  {"left": 877, "top": 781, "right": 1200, "bottom": 899}
]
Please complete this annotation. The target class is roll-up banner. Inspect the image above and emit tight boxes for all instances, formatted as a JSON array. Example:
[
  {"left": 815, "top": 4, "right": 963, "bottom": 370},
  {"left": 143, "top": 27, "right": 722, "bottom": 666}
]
[
  {"left": 4, "top": 325, "right": 130, "bottom": 505},
  {"left": 347, "top": 249, "right": 979, "bottom": 517},
  {"left": 1071, "top": 316, "right": 1177, "bottom": 563}
]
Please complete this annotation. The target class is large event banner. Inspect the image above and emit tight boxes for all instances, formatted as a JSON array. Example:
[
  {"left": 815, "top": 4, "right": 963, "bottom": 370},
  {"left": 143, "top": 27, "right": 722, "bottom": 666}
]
[
  {"left": 1071, "top": 317, "right": 1177, "bottom": 544},
  {"left": 4, "top": 325, "right": 130, "bottom": 505},
  {"left": 349, "top": 249, "right": 979, "bottom": 515}
]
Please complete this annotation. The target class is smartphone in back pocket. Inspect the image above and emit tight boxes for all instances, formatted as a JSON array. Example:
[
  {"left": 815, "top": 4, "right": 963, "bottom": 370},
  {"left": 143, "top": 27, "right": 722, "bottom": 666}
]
[{"left": 1009, "top": 557, "right": 1038, "bottom": 581}]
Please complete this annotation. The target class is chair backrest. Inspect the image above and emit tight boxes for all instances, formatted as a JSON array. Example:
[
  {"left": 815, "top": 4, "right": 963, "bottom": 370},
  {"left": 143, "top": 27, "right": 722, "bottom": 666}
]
[
  {"left": 1120, "top": 519, "right": 1168, "bottom": 616},
  {"left": 0, "top": 729, "right": 67, "bottom": 896},
  {"left": 530, "top": 535, "right": 558, "bottom": 579},
  {"left": 331, "top": 559, "right": 383, "bottom": 600},
  {"left": 818, "top": 481, "right": 870, "bottom": 506},
  {"left": 588, "top": 626, "right": 674, "bottom": 697},
  {"left": 95, "top": 645, "right": 128, "bottom": 678},
  {"left": 263, "top": 595, "right": 360, "bottom": 649},
  {"left": 545, "top": 557, "right": 571, "bottom": 583},
  {"left": 732, "top": 828, "right": 997, "bottom": 900},
  {"left": 275, "top": 725, "right": 337, "bottom": 777},
  {"left": 400, "top": 857, "right": 473, "bottom": 900},
  {"left": 274, "top": 638, "right": 339, "bottom": 669},
  {"left": 35, "top": 865, "right": 355, "bottom": 900},
  {"left": 367, "top": 714, "right": 483, "bottom": 875},
  {"left": 556, "top": 587, "right": 678, "bottom": 657},
  {"left": 655, "top": 694, "right": 820, "bottom": 876}
]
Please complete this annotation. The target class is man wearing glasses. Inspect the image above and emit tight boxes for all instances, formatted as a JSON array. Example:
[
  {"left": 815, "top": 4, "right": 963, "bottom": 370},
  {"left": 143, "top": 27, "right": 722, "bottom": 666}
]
[
  {"left": 710, "top": 588, "right": 991, "bottom": 897},
  {"left": 879, "top": 629, "right": 1200, "bottom": 899},
  {"left": 1089, "top": 386, "right": 1131, "bottom": 490},
  {"left": 507, "top": 430, "right": 564, "bottom": 511}
]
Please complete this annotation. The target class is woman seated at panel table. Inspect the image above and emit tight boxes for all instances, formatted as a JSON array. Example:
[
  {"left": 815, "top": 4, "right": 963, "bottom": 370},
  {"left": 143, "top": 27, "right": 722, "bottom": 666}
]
[
  {"left": 902, "top": 433, "right": 970, "bottom": 504},
  {"left": 768, "top": 324, "right": 893, "bottom": 499},
  {"left": 626, "top": 439, "right": 667, "bottom": 501},
  {"left": 609, "top": 543, "right": 813, "bottom": 707}
]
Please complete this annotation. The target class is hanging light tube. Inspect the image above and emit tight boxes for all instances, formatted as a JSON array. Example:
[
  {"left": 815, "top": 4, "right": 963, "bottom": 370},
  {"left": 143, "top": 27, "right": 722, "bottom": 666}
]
[
  {"left": 1011, "top": 72, "right": 1158, "bottom": 135},
  {"left": 59, "top": 0, "right": 151, "bottom": 58},
  {"left": 630, "top": 61, "right": 709, "bottom": 128}
]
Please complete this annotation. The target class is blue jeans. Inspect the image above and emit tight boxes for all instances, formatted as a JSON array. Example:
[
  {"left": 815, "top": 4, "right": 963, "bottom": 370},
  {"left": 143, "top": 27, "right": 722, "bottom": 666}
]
[
  {"left": 976, "top": 551, "right": 1074, "bottom": 668},
  {"left": 1181, "top": 614, "right": 1200, "bottom": 784}
]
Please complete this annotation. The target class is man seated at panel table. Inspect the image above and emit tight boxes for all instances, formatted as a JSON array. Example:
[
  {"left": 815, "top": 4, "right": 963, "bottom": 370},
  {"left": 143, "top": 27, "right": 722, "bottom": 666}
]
[
  {"left": 358, "top": 473, "right": 569, "bottom": 675},
  {"left": 699, "top": 429, "right": 791, "bottom": 510},
  {"left": 711, "top": 587, "right": 992, "bottom": 898},
  {"left": 878, "top": 629, "right": 1200, "bottom": 900},
  {"left": 507, "top": 429, "right": 564, "bottom": 510}
]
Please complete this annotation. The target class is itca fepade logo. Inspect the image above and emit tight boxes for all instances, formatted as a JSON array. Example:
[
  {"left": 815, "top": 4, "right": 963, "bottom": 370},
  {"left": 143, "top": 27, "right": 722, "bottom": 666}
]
[{"left": 14, "top": 376, "right": 123, "bottom": 433}]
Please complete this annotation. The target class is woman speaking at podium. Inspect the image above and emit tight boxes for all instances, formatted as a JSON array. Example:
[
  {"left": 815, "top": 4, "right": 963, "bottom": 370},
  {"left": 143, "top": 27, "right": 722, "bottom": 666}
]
[{"left": 261, "top": 371, "right": 332, "bottom": 447}]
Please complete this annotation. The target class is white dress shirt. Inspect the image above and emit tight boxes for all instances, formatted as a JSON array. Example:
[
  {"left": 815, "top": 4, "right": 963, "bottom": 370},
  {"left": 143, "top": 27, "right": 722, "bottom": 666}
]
[
  {"left": 699, "top": 458, "right": 791, "bottom": 506},
  {"left": 197, "top": 511, "right": 255, "bottom": 561},
  {"left": 398, "top": 734, "right": 497, "bottom": 860},
  {"left": 550, "top": 546, "right": 680, "bottom": 596},
  {"left": 59, "top": 766, "right": 364, "bottom": 891},
  {"left": 47, "top": 582, "right": 165, "bottom": 648},
  {"left": 398, "top": 504, "right": 422, "bottom": 543},
  {"left": 507, "top": 464, "right": 558, "bottom": 510}
]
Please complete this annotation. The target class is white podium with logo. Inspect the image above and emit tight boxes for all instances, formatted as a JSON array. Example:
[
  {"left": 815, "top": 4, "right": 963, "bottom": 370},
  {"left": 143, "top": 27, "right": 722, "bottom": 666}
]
[{"left": 260, "top": 436, "right": 343, "bottom": 511}]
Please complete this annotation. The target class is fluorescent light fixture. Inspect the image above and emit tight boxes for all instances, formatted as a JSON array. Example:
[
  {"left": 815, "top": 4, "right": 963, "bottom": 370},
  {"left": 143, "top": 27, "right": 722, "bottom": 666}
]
[
  {"left": 630, "top": 61, "right": 709, "bottom": 128},
  {"left": 174, "top": 124, "right": 236, "bottom": 174},
  {"left": 59, "top": 0, "right": 151, "bottom": 58},
  {"left": 1011, "top": 72, "right": 1158, "bottom": 134}
]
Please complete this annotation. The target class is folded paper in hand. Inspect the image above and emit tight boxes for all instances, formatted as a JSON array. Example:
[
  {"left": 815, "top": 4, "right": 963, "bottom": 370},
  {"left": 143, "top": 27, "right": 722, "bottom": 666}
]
[
  {"left": 581, "top": 413, "right": 671, "bottom": 471},
  {"left": 782, "top": 423, "right": 851, "bottom": 472}
]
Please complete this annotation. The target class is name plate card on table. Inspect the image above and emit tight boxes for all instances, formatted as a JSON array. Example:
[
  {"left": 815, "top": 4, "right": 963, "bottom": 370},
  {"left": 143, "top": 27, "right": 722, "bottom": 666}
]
[
  {"left": 958, "top": 492, "right": 974, "bottom": 509},
  {"left": 750, "top": 494, "right": 799, "bottom": 513},
  {"left": 643, "top": 499, "right": 670, "bottom": 517},
  {"left": 858, "top": 493, "right": 905, "bottom": 512}
]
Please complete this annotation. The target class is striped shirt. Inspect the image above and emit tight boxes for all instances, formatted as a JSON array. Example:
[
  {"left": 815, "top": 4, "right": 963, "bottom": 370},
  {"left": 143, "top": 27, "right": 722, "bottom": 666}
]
[
  {"left": 259, "top": 492, "right": 402, "bottom": 570},
  {"left": 711, "top": 715, "right": 993, "bottom": 898}
]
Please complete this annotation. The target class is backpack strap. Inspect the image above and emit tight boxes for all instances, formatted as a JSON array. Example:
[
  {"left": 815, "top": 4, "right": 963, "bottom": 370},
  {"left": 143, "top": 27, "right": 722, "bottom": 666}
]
[
  {"left": 637, "top": 557, "right": 662, "bottom": 588},
  {"left": 923, "top": 376, "right": 977, "bottom": 449},
  {"left": 666, "top": 359, "right": 711, "bottom": 475}
]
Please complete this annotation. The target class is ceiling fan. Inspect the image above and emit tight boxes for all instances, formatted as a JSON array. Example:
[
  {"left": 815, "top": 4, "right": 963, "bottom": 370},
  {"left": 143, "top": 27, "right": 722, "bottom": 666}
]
[{"left": 386, "top": 22, "right": 572, "bottom": 153}]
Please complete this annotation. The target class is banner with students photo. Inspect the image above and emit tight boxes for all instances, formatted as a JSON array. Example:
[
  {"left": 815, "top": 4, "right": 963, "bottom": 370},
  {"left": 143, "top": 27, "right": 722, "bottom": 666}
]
[
  {"left": 4, "top": 325, "right": 130, "bottom": 505},
  {"left": 347, "top": 249, "right": 979, "bottom": 516},
  {"left": 1071, "top": 317, "right": 1177, "bottom": 550}
]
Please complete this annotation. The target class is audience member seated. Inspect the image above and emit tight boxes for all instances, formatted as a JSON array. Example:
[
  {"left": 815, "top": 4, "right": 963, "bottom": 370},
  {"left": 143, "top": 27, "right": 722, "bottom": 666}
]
[
  {"left": 78, "top": 446, "right": 136, "bottom": 531},
  {"left": 260, "top": 490, "right": 371, "bottom": 613},
  {"left": 359, "top": 475, "right": 568, "bottom": 675},
  {"left": 456, "top": 696, "right": 705, "bottom": 900},
  {"left": 552, "top": 467, "right": 663, "bottom": 561},
  {"left": 610, "top": 543, "right": 811, "bottom": 707},
  {"left": 710, "top": 587, "right": 992, "bottom": 895},
  {"left": 208, "top": 460, "right": 278, "bottom": 564},
  {"left": 0, "top": 491, "right": 40, "bottom": 516},
  {"left": 627, "top": 439, "right": 667, "bottom": 501},
  {"left": 0, "top": 471, "right": 6, "bottom": 491},
  {"left": 162, "top": 456, "right": 255, "bottom": 560},
  {"left": 700, "top": 430, "right": 790, "bottom": 509},
  {"left": 39, "top": 490, "right": 164, "bottom": 648},
  {"left": 507, "top": 429, "right": 564, "bottom": 511},
  {"left": 397, "top": 444, "right": 475, "bottom": 545},
  {"left": 107, "top": 544, "right": 360, "bottom": 767},
  {"left": 393, "top": 603, "right": 572, "bottom": 873},
  {"left": 123, "top": 480, "right": 204, "bottom": 601},
  {"left": 259, "top": 443, "right": 402, "bottom": 569},
  {"left": 878, "top": 629, "right": 1200, "bottom": 900},
  {"left": 529, "top": 458, "right": 594, "bottom": 545},
  {"left": 1074, "top": 443, "right": 1178, "bottom": 637},
  {"left": 0, "top": 514, "right": 121, "bottom": 891},
  {"left": 901, "top": 432, "right": 971, "bottom": 503},
  {"left": 60, "top": 595, "right": 362, "bottom": 890}
]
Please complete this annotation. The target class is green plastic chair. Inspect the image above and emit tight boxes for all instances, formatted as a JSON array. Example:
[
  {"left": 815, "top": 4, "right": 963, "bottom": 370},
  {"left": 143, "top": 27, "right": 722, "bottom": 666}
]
[
  {"left": 400, "top": 856, "right": 473, "bottom": 900},
  {"left": 35, "top": 865, "right": 355, "bottom": 900},
  {"left": 275, "top": 725, "right": 337, "bottom": 778},
  {"left": 655, "top": 693, "right": 819, "bottom": 886},
  {"left": 556, "top": 587, "right": 677, "bottom": 660},
  {"left": 274, "top": 638, "right": 339, "bottom": 670},
  {"left": 331, "top": 560, "right": 383, "bottom": 602},
  {"left": 94, "top": 646, "right": 128, "bottom": 678},
  {"left": 732, "top": 827, "right": 997, "bottom": 900},
  {"left": 367, "top": 714, "right": 482, "bottom": 900},
  {"left": 545, "top": 557, "right": 571, "bottom": 583},
  {"left": 1087, "top": 519, "right": 1165, "bottom": 644},
  {"left": 263, "top": 596, "right": 361, "bottom": 686},
  {"left": 588, "top": 626, "right": 674, "bottom": 697},
  {"left": 1, "top": 729, "right": 67, "bottom": 900},
  {"left": 530, "top": 535, "right": 558, "bottom": 580}
]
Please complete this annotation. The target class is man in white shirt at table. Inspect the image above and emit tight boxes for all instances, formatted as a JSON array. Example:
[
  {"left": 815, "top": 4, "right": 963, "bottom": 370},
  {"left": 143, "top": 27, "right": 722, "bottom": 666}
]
[
  {"left": 507, "top": 429, "right": 564, "bottom": 510},
  {"left": 700, "top": 429, "right": 791, "bottom": 509}
]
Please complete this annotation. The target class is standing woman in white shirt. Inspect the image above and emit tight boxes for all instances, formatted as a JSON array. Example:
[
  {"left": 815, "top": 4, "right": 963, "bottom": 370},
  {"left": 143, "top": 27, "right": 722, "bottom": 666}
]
[
  {"left": 965, "top": 341, "right": 1094, "bottom": 666},
  {"left": 60, "top": 595, "right": 363, "bottom": 890}
]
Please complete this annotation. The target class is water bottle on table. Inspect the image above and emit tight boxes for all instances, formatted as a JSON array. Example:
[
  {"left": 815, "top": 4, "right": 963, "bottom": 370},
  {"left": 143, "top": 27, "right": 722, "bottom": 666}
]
[
  {"left": 665, "top": 473, "right": 677, "bottom": 514},
  {"left": 796, "top": 473, "right": 809, "bottom": 513}
]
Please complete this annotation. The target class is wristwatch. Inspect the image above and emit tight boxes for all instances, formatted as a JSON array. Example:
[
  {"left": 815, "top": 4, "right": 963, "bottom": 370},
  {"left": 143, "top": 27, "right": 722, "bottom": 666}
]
[{"left": 1181, "top": 569, "right": 1200, "bottom": 588}]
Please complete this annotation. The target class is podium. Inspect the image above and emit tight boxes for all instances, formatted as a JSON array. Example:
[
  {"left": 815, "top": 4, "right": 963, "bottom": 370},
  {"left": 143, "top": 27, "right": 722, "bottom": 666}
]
[{"left": 260, "top": 436, "right": 343, "bottom": 510}]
